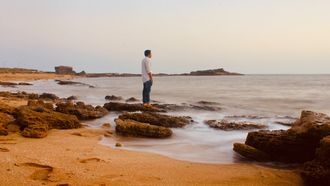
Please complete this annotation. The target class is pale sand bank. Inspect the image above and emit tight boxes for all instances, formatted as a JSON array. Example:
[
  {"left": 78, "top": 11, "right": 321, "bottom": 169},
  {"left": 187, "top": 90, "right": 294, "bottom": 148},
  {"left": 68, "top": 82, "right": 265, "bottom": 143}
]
[
  {"left": 0, "top": 72, "right": 73, "bottom": 82},
  {"left": 0, "top": 128, "right": 303, "bottom": 186}
]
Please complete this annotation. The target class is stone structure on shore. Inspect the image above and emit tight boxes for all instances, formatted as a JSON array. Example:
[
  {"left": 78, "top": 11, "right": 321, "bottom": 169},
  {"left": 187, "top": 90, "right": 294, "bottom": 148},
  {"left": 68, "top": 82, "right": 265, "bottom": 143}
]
[{"left": 55, "top": 66, "right": 76, "bottom": 74}]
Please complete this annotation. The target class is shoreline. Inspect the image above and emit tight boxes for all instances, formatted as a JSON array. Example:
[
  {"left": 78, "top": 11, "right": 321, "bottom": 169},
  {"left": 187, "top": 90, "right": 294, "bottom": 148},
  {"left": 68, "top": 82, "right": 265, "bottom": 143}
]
[
  {"left": 0, "top": 127, "right": 303, "bottom": 186},
  {"left": 0, "top": 72, "right": 304, "bottom": 185}
]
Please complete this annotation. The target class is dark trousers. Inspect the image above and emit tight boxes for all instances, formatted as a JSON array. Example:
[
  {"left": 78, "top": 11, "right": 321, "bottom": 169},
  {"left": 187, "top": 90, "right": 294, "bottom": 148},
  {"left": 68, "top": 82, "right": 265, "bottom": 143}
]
[{"left": 143, "top": 80, "right": 152, "bottom": 103}]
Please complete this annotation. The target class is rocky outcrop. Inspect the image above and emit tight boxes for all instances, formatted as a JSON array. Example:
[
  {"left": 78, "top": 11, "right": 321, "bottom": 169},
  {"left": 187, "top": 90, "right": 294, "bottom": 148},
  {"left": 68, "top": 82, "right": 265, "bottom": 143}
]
[
  {"left": 301, "top": 136, "right": 330, "bottom": 185},
  {"left": 39, "top": 93, "right": 59, "bottom": 100},
  {"left": 115, "top": 119, "right": 172, "bottom": 138},
  {"left": 188, "top": 68, "right": 242, "bottom": 76},
  {"left": 233, "top": 143, "right": 270, "bottom": 162},
  {"left": 118, "top": 112, "right": 192, "bottom": 128},
  {"left": 103, "top": 102, "right": 164, "bottom": 112},
  {"left": 54, "top": 66, "right": 76, "bottom": 74},
  {"left": 16, "top": 106, "right": 81, "bottom": 138},
  {"left": 234, "top": 111, "right": 330, "bottom": 163},
  {"left": 56, "top": 80, "right": 94, "bottom": 88},
  {"left": 0, "top": 81, "right": 32, "bottom": 87},
  {"left": 105, "top": 95, "right": 123, "bottom": 101},
  {"left": 206, "top": 120, "right": 267, "bottom": 131},
  {"left": 55, "top": 102, "right": 108, "bottom": 120}
]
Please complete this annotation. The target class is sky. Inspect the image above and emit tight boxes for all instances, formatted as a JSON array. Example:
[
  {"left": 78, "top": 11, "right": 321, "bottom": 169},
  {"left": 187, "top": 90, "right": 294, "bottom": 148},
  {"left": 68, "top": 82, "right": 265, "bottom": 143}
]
[{"left": 0, "top": 0, "right": 329, "bottom": 74}]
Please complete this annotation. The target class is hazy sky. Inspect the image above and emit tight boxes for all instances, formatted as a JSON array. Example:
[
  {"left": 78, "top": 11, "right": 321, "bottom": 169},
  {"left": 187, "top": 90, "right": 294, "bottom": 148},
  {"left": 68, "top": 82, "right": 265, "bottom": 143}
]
[{"left": 0, "top": 0, "right": 329, "bottom": 74}]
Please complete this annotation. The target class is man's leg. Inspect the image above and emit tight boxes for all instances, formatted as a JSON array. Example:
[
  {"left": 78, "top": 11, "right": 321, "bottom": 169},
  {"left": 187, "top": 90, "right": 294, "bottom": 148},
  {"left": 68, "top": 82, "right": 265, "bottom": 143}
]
[
  {"left": 142, "top": 82, "right": 148, "bottom": 104},
  {"left": 146, "top": 80, "right": 152, "bottom": 103}
]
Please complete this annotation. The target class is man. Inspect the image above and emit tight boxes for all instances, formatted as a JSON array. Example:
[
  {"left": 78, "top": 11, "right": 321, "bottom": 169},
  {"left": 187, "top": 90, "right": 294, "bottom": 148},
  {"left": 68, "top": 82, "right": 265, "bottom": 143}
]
[{"left": 141, "top": 49, "right": 153, "bottom": 108}]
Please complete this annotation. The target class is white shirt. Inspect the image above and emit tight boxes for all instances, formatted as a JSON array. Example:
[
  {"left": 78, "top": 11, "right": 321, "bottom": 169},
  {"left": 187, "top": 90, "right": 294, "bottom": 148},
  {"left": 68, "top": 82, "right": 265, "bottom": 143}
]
[{"left": 141, "top": 57, "right": 152, "bottom": 83}]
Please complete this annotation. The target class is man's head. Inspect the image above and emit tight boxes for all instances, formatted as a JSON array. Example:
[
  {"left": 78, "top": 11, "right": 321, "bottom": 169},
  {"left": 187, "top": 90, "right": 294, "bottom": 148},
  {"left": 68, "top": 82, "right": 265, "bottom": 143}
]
[{"left": 144, "top": 50, "right": 152, "bottom": 58}]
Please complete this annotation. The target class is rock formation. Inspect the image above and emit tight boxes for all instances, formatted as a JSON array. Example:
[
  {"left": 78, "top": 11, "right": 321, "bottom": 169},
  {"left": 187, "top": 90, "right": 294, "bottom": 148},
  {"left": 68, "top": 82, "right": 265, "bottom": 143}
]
[
  {"left": 115, "top": 119, "right": 172, "bottom": 138},
  {"left": 118, "top": 112, "right": 192, "bottom": 128},
  {"left": 55, "top": 102, "right": 108, "bottom": 120},
  {"left": 205, "top": 120, "right": 267, "bottom": 131}
]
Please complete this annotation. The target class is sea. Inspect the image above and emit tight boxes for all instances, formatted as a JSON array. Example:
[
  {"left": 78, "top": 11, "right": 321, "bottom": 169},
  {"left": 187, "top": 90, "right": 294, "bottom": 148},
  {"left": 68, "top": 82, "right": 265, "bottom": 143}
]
[{"left": 2, "top": 75, "right": 330, "bottom": 164}]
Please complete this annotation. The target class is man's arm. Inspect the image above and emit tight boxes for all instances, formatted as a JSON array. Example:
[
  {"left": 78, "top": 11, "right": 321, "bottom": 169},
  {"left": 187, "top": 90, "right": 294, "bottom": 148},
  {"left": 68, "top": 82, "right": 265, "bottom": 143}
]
[{"left": 146, "top": 60, "right": 153, "bottom": 82}]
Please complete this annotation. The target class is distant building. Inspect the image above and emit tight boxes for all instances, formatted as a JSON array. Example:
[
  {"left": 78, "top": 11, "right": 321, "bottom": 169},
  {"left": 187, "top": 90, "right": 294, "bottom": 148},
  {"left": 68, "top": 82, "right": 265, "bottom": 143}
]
[{"left": 55, "top": 66, "right": 76, "bottom": 74}]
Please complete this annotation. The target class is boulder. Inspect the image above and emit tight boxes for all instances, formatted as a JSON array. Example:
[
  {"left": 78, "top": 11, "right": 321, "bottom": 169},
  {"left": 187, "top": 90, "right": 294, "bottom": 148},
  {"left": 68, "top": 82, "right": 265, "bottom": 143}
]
[
  {"left": 301, "top": 136, "right": 330, "bottom": 186},
  {"left": 105, "top": 95, "right": 123, "bottom": 101},
  {"left": 205, "top": 120, "right": 267, "bottom": 131},
  {"left": 233, "top": 143, "right": 270, "bottom": 162},
  {"left": 118, "top": 112, "right": 192, "bottom": 128},
  {"left": 0, "top": 103, "right": 17, "bottom": 116},
  {"left": 234, "top": 110, "right": 330, "bottom": 163},
  {"left": 103, "top": 102, "right": 164, "bottom": 112},
  {"left": 16, "top": 106, "right": 81, "bottom": 138},
  {"left": 56, "top": 102, "right": 108, "bottom": 120},
  {"left": 39, "top": 93, "right": 59, "bottom": 100},
  {"left": 115, "top": 119, "right": 172, "bottom": 138}
]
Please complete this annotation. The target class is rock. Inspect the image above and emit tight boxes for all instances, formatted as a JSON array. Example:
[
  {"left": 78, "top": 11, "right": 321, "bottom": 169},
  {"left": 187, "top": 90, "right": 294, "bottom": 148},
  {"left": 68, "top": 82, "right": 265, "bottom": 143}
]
[
  {"left": 118, "top": 112, "right": 192, "bottom": 128},
  {"left": 115, "top": 142, "right": 122, "bottom": 147},
  {"left": 56, "top": 102, "right": 108, "bottom": 120},
  {"left": 16, "top": 106, "right": 81, "bottom": 138},
  {"left": 233, "top": 143, "right": 270, "bottom": 162},
  {"left": 6, "top": 123, "right": 21, "bottom": 132},
  {"left": 225, "top": 115, "right": 269, "bottom": 119},
  {"left": 67, "top": 96, "right": 78, "bottom": 101},
  {"left": 189, "top": 104, "right": 222, "bottom": 111},
  {"left": 0, "top": 112, "right": 15, "bottom": 135},
  {"left": 115, "top": 119, "right": 172, "bottom": 138},
  {"left": 57, "top": 80, "right": 93, "bottom": 87},
  {"left": 274, "top": 121, "right": 293, "bottom": 126},
  {"left": 27, "top": 100, "right": 54, "bottom": 110},
  {"left": 205, "top": 120, "right": 267, "bottom": 131},
  {"left": 0, "top": 81, "right": 17, "bottom": 87},
  {"left": 301, "top": 136, "right": 330, "bottom": 186},
  {"left": 104, "top": 102, "right": 165, "bottom": 112},
  {"left": 189, "top": 68, "right": 242, "bottom": 76},
  {"left": 290, "top": 110, "right": 330, "bottom": 139},
  {"left": 28, "top": 93, "right": 39, "bottom": 99},
  {"left": 234, "top": 111, "right": 330, "bottom": 163},
  {"left": 101, "top": 123, "right": 111, "bottom": 129},
  {"left": 55, "top": 66, "right": 76, "bottom": 74},
  {"left": 0, "top": 103, "right": 17, "bottom": 115},
  {"left": 18, "top": 82, "right": 33, "bottom": 86},
  {"left": 126, "top": 97, "right": 139, "bottom": 102},
  {"left": 105, "top": 95, "right": 123, "bottom": 101},
  {"left": 39, "top": 93, "right": 59, "bottom": 100},
  {"left": 0, "top": 127, "right": 8, "bottom": 136},
  {"left": 245, "top": 130, "right": 318, "bottom": 163}
]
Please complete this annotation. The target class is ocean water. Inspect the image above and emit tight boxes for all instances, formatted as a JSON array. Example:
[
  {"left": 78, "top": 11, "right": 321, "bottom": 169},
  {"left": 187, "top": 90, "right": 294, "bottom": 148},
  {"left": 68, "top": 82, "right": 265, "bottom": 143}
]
[{"left": 2, "top": 75, "right": 330, "bottom": 164}]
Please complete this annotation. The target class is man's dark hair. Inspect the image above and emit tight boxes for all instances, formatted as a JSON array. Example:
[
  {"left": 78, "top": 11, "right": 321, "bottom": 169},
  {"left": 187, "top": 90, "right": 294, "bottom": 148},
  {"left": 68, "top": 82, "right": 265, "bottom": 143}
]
[{"left": 144, "top": 50, "right": 151, "bottom": 57}]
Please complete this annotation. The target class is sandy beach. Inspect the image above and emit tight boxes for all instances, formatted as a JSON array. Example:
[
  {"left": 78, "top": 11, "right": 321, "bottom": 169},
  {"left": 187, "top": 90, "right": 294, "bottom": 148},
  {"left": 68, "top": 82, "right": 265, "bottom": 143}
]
[
  {"left": 0, "top": 72, "right": 73, "bottom": 82},
  {"left": 0, "top": 72, "right": 305, "bottom": 186},
  {"left": 0, "top": 128, "right": 303, "bottom": 186}
]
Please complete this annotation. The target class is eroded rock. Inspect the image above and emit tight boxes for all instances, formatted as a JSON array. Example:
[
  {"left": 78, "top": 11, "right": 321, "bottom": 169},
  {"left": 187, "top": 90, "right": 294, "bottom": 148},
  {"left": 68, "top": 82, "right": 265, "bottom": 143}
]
[
  {"left": 104, "top": 102, "right": 164, "bottom": 112},
  {"left": 301, "top": 136, "right": 330, "bottom": 186},
  {"left": 16, "top": 106, "right": 81, "bottom": 138},
  {"left": 118, "top": 112, "right": 192, "bottom": 128},
  {"left": 234, "top": 110, "right": 330, "bottom": 164},
  {"left": 205, "top": 120, "right": 266, "bottom": 131},
  {"left": 105, "top": 95, "right": 122, "bottom": 101},
  {"left": 115, "top": 119, "right": 172, "bottom": 138},
  {"left": 56, "top": 102, "right": 108, "bottom": 120}
]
